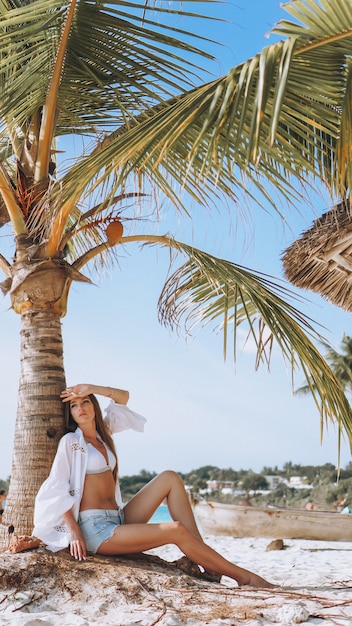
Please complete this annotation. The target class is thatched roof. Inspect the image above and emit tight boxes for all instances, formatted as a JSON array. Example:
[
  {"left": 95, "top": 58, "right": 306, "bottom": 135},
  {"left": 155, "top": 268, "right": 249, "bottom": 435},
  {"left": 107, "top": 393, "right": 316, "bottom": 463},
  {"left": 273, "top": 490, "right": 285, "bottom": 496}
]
[{"left": 282, "top": 200, "right": 352, "bottom": 312}]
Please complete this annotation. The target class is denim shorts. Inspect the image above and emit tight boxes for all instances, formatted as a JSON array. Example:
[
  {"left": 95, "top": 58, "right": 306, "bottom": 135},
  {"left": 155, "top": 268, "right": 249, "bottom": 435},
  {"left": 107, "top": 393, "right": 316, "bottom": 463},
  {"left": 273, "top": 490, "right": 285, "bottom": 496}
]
[{"left": 78, "top": 508, "right": 125, "bottom": 554}]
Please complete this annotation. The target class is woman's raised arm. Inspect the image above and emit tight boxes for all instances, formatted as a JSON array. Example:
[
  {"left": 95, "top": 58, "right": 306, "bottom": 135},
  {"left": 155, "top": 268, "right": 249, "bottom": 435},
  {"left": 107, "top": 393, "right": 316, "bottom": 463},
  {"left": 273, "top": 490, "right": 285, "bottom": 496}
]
[{"left": 61, "top": 384, "right": 129, "bottom": 405}]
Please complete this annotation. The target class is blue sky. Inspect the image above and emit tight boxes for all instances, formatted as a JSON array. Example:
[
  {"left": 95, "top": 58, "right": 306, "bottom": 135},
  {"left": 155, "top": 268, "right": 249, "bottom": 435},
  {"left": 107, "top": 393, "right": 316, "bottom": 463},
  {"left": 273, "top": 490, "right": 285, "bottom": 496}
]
[{"left": 0, "top": 0, "right": 351, "bottom": 481}]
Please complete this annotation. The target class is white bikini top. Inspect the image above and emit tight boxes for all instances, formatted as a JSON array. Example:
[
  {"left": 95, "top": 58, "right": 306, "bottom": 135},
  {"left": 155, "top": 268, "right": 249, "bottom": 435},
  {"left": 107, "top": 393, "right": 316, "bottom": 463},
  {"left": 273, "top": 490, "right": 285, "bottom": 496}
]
[{"left": 86, "top": 441, "right": 116, "bottom": 475}]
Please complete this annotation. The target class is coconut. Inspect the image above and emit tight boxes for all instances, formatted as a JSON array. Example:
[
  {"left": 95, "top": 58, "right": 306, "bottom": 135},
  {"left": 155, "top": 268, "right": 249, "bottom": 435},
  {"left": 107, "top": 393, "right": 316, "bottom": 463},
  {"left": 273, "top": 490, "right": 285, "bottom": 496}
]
[{"left": 106, "top": 220, "right": 123, "bottom": 245}]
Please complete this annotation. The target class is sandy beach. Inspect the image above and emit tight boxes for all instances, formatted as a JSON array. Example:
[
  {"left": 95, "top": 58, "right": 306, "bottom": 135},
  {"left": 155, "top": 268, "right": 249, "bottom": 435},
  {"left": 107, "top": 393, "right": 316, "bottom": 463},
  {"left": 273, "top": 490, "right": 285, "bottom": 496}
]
[{"left": 0, "top": 534, "right": 351, "bottom": 626}]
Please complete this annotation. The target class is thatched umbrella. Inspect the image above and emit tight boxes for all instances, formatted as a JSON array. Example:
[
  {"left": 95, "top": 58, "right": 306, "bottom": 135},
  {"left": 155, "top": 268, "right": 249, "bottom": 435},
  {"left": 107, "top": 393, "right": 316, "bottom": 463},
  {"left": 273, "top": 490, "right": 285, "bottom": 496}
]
[{"left": 282, "top": 200, "right": 352, "bottom": 312}]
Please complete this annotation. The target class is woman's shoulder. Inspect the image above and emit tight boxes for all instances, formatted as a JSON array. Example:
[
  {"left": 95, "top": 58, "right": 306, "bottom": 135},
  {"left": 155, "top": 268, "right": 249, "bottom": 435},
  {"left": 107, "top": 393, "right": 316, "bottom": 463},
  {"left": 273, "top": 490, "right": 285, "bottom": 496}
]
[
  {"left": 57, "top": 430, "right": 83, "bottom": 449},
  {"left": 60, "top": 430, "right": 79, "bottom": 441},
  {"left": 53, "top": 431, "right": 86, "bottom": 463}
]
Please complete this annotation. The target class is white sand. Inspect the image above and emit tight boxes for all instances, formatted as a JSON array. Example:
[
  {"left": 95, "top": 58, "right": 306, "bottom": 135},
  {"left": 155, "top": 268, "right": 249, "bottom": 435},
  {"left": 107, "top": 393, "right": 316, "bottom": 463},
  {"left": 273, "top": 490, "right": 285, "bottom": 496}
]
[{"left": 0, "top": 536, "right": 351, "bottom": 626}]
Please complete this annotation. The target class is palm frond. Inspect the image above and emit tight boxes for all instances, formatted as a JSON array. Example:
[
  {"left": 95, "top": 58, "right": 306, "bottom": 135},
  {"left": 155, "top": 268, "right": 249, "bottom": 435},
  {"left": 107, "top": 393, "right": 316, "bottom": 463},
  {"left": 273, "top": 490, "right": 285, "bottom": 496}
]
[
  {"left": 155, "top": 238, "right": 352, "bottom": 444},
  {"left": 50, "top": 0, "right": 352, "bottom": 226},
  {"left": 0, "top": 0, "right": 65, "bottom": 130},
  {"left": 5, "top": 0, "right": 352, "bottom": 243},
  {"left": 0, "top": 0, "right": 219, "bottom": 133},
  {"left": 296, "top": 333, "right": 352, "bottom": 400}
]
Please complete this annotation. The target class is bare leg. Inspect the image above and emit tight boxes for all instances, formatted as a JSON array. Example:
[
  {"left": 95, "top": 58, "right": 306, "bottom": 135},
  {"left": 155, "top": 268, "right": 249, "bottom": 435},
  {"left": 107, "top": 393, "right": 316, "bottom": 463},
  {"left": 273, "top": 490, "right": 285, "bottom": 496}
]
[
  {"left": 123, "top": 470, "right": 202, "bottom": 540},
  {"left": 97, "top": 520, "right": 274, "bottom": 588},
  {"left": 123, "top": 470, "right": 218, "bottom": 578}
]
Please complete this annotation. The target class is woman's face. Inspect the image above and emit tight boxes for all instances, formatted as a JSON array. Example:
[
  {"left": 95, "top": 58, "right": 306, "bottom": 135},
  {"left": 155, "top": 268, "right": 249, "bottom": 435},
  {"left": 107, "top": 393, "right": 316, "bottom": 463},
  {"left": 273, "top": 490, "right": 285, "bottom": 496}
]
[{"left": 69, "top": 396, "right": 96, "bottom": 427}]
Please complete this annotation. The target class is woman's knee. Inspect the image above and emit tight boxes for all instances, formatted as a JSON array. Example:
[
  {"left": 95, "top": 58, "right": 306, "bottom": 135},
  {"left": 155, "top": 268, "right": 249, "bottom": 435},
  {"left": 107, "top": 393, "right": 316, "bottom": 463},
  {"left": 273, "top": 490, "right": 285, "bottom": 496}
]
[{"left": 157, "top": 470, "right": 184, "bottom": 487}]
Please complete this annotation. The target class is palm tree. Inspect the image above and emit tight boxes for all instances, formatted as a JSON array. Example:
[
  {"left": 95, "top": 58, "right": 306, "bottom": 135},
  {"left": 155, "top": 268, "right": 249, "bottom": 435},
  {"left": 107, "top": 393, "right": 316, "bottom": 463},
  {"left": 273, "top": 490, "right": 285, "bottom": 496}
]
[
  {"left": 1, "top": 0, "right": 352, "bottom": 541},
  {"left": 295, "top": 334, "right": 352, "bottom": 460},
  {"left": 296, "top": 335, "right": 352, "bottom": 398}
]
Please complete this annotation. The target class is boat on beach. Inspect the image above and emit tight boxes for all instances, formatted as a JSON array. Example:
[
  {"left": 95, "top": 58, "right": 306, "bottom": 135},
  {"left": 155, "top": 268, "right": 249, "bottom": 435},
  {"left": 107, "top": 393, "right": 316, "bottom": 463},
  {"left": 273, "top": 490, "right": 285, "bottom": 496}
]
[{"left": 194, "top": 501, "right": 352, "bottom": 541}]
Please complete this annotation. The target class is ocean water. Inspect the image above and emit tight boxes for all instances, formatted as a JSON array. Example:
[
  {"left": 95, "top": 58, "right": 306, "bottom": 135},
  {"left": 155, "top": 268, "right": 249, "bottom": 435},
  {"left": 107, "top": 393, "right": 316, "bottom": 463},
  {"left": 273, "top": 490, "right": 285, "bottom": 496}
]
[
  {"left": 149, "top": 504, "right": 173, "bottom": 523},
  {"left": 148, "top": 504, "right": 201, "bottom": 530}
]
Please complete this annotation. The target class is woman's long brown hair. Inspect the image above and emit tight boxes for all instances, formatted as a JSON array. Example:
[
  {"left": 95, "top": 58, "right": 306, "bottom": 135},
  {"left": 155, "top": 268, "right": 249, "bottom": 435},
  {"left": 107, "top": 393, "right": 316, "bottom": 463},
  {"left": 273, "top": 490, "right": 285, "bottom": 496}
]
[{"left": 64, "top": 394, "right": 118, "bottom": 482}]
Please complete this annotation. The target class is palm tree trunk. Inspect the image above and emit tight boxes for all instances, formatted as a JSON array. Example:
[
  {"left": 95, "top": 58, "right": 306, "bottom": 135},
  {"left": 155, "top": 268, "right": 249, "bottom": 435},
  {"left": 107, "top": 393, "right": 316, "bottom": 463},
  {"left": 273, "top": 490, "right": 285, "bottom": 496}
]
[{"left": 0, "top": 309, "right": 66, "bottom": 545}]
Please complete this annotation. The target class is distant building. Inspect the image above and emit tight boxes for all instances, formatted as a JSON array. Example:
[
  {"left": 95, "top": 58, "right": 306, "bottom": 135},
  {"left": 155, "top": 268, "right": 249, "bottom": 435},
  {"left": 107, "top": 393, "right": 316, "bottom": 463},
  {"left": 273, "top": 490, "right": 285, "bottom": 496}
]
[
  {"left": 205, "top": 475, "right": 313, "bottom": 495},
  {"left": 206, "top": 480, "right": 236, "bottom": 494},
  {"left": 265, "top": 475, "right": 286, "bottom": 490},
  {"left": 289, "top": 476, "right": 313, "bottom": 489}
]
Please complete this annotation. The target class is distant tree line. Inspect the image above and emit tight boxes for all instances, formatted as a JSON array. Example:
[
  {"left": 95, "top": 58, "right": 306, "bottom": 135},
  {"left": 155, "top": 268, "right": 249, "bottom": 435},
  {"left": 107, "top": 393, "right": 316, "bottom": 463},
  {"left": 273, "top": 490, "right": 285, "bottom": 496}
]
[
  {"left": 118, "top": 462, "right": 352, "bottom": 507},
  {"left": 119, "top": 470, "right": 157, "bottom": 501}
]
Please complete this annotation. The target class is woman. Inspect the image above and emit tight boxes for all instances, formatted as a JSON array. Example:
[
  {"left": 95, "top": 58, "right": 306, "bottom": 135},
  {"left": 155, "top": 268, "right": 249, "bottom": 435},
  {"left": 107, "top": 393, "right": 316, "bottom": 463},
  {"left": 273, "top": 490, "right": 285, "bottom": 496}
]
[{"left": 33, "top": 383, "right": 274, "bottom": 588}]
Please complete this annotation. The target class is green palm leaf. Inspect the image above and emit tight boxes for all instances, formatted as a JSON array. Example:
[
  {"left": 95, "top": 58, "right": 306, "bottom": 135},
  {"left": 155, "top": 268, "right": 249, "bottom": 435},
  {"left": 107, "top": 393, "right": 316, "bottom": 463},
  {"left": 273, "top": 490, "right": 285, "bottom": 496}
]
[
  {"left": 0, "top": 0, "right": 217, "bottom": 133},
  {"left": 53, "top": 0, "right": 352, "bottom": 225},
  {"left": 296, "top": 334, "right": 352, "bottom": 398},
  {"left": 155, "top": 239, "right": 352, "bottom": 445}
]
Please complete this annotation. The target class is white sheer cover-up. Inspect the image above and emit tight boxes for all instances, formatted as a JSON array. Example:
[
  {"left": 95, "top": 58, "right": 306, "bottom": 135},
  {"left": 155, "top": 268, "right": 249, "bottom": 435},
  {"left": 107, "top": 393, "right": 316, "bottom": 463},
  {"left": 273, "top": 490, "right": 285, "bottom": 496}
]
[{"left": 32, "top": 401, "right": 146, "bottom": 552}]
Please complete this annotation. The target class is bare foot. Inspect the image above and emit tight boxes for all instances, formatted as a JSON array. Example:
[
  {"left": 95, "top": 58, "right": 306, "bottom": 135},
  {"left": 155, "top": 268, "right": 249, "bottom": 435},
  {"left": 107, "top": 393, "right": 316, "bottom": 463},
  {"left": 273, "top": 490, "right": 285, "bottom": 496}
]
[{"left": 240, "top": 573, "right": 275, "bottom": 588}]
